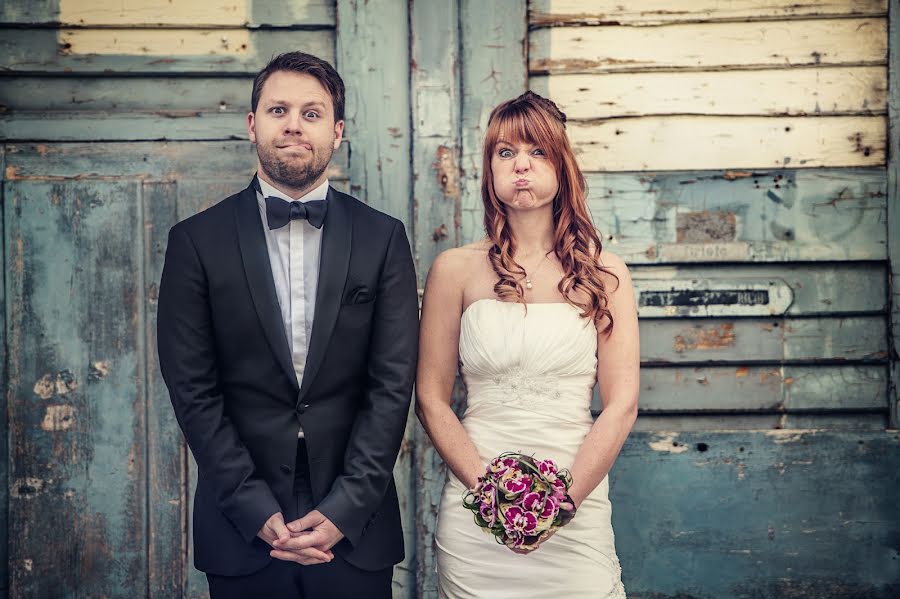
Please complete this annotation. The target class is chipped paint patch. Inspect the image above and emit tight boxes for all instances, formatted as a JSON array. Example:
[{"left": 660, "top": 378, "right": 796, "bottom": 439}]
[
  {"left": 673, "top": 323, "right": 736, "bottom": 352},
  {"left": 649, "top": 433, "right": 688, "bottom": 454},
  {"left": 89, "top": 360, "right": 110, "bottom": 381},
  {"left": 433, "top": 145, "right": 460, "bottom": 200},
  {"left": 765, "top": 429, "right": 818, "bottom": 443},
  {"left": 23, "top": 559, "right": 33, "bottom": 572},
  {"left": 33, "top": 370, "right": 78, "bottom": 399},
  {"left": 41, "top": 405, "right": 76, "bottom": 431},
  {"left": 676, "top": 211, "right": 737, "bottom": 243},
  {"left": 11, "top": 477, "right": 47, "bottom": 499}
]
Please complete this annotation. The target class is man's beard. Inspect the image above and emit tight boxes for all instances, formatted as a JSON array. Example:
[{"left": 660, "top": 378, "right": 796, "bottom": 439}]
[{"left": 256, "top": 141, "right": 333, "bottom": 192}]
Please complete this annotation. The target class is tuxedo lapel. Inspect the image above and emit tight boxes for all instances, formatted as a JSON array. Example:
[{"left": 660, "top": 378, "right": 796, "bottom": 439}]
[
  {"left": 234, "top": 178, "right": 298, "bottom": 391},
  {"left": 299, "top": 186, "right": 352, "bottom": 402}
]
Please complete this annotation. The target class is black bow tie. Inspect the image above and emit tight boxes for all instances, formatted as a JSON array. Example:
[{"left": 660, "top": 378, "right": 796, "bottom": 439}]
[{"left": 265, "top": 196, "right": 327, "bottom": 230}]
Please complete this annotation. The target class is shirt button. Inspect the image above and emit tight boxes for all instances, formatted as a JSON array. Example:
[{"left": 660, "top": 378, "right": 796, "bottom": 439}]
[{"left": 280, "top": 464, "right": 291, "bottom": 474}]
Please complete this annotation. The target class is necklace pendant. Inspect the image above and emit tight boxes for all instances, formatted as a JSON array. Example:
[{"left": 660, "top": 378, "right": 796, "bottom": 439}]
[{"left": 525, "top": 279, "right": 533, "bottom": 290}]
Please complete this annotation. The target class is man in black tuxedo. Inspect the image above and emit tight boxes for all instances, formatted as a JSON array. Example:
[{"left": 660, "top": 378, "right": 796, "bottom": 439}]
[{"left": 157, "top": 52, "right": 418, "bottom": 598}]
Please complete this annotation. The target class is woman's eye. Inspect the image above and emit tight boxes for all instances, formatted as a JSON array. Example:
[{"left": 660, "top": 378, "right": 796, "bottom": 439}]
[
  {"left": 498, "top": 148, "right": 513, "bottom": 158},
  {"left": 532, "top": 148, "right": 545, "bottom": 156}
]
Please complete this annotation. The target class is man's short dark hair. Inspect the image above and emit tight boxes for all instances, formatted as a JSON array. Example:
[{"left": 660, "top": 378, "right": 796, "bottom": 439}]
[{"left": 251, "top": 52, "right": 345, "bottom": 121}]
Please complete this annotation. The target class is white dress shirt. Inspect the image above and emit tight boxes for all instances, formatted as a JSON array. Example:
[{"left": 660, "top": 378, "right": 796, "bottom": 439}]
[{"left": 255, "top": 177, "right": 328, "bottom": 436}]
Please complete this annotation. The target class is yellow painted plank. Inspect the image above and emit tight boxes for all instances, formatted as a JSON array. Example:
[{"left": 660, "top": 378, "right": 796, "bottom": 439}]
[
  {"left": 531, "top": 66, "right": 887, "bottom": 118},
  {"left": 530, "top": 0, "right": 887, "bottom": 26},
  {"left": 59, "top": 28, "right": 251, "bottom": 56},
  {"left": 59, "top": 0, "right": 246, "bottom": 26},
  {"left": 568, "top": 115, "right": 885, "bottom": 171},
  {"left": 530, "top": 18, "right": 887, "bottom": 74}
]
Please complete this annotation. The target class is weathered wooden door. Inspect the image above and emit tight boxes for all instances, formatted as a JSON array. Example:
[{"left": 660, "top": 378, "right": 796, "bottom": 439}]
[{"left": 3, "top": 1, "right": 900, "bottom": 598}]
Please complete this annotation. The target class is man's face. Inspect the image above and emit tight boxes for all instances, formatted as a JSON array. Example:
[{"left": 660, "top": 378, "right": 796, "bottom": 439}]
[{"left": 248, "top": 70, "right": 344, "bottom": 194}]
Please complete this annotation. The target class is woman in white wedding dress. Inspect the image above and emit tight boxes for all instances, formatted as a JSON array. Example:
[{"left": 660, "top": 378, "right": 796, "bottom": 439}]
[{"left": 416, "top": 91, "right": 639, "bottom": 599}]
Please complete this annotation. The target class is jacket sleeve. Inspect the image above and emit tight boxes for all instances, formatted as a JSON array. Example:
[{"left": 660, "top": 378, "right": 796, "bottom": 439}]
[
  {"left": 315, "top": 220, "right": 419, "bottom": 546},
  {"left": 156, "top": 224, "right": 281, "bottom": 543}
]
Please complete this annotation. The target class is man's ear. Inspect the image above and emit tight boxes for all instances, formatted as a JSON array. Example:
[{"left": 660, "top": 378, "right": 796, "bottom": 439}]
[
  {"left": 333, "top": 120, "right": 345, "bottom": 150},
  {"left": 247, "top": 112, "right": 257, "bottom": 144}
]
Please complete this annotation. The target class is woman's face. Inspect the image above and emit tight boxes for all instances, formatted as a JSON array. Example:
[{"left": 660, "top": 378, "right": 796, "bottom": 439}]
[{"left": 490, "top": 139, "right": 559, "bottom": 211}]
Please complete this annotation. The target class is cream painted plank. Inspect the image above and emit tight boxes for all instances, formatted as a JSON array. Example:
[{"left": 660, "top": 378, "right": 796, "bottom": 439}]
[
  {"left": 529, "top": 0, "right": 887, "bottom": 26},
  {"left": 530, "top": 18, "right": 887, "bottom": 74},
  {"left": 59, "top": 0, "right": 246, "bottom": 26},
  {"left": 51, "top": 0, "right": 335, "bottom": 27},
  {"left": 569, "top": 115, "right": 885, "bottom": 171},
  {"left": 531, "top": 67, "right": 887, "bottom": 119},
  {"left": 60, "top": 28, "right": 251, "bottom": 56}
]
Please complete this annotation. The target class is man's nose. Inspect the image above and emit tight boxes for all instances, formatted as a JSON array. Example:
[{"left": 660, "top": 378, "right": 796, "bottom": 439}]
[{"left": 283, "top": 111, "right": 304, "bottom": 134}]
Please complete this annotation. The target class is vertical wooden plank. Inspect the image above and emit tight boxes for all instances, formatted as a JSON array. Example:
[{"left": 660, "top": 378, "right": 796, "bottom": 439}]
[
  {"left": 0, "top": 145, "right": 8, "bottom": 599},
  {"left": 335, "top": 0, "right": 412, "bottom": 228},
  {"left": 458, "top": 0, "right": 528, "bottom": 244},
  {"left": 144, "top": 181, "right": 186, "bottom": 598},
  {"left": 409, "top": 3, "right": 460, "bottom": 596},
  {"left": 888, "top": 0, "right": 900, "bottom": 428},
  {"left": 5, "top": 180, "right": 148, "bottom": 598}
]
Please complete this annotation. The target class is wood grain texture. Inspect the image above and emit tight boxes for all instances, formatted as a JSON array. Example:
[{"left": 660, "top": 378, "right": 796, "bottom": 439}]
[
  {"left": 610, "top": 431, "right": 900, "bottom": 598},
  {"left": 0, "top": 28, "right": 334, "bottom": 74},
  {"left": 2, "top": 0, "right": 335, "bottom": 27},
  {"left": 531, "top": 67, "right": 888, "bottom": 119},
  {"left": 336, "top": 0, "right": 411, "bottom": 226},
  {"left": 529, "top": 0, "right": 888, "bottom": 26},
  {"left": 568, "top": 115, "right": 885, "bottom": 171},
  {"left": 887, "top": 0, "right": 900, "bottom": 428},
  {"left": 5, "top": 180, "right": 148, "bottom": 598},
  {"left": 530, "top": 18, "right": 887, "bottom": 75},
  {"left": 585, "top": 168, "right": 887, "bottom": 263}
]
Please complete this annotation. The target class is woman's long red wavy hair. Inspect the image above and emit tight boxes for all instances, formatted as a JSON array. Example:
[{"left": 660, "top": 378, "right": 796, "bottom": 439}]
[{"left": 481, "top": 91, "right": 617, "bottom": 333}]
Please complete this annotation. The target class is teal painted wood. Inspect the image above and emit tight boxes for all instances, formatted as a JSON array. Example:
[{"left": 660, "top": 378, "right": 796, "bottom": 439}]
[
  {"left": 585, "top": 168, "right": 887, "bottom": 263},
  {"left": 610, "top": 431, "right": 900, "bottom": 598},
  {"left": 1, "top": 77, "right": 254, "bottom": 112},
  {"left": 632, "top": 262, "right": 888, "bottom": 316},
  {"left": 633, "top": 412, "right": 889, "bottom": 432},
  {"left": 458, "top": 0, "right": 528, "bottom": 245},
  {"left": 409, "top": 2, "right": 462, "bottom": 597},
  {"left": 0, "top": 29, "right": 334, "bottom": 74},
  {"left": 335, "top": 0, "right": 412, "bottom": 227},
  {"left": 3, "top": 141, "right": 347, "bottom": 181},
  {"left": 641, "top": 317, "right": 888, "bottom": 364},
  {"left": 637, "top": 364, "right": 887, "bottom": 412},
  {"left": 888, "top": 0, "right": 899, "bottom": 428},
  {"left": 0, "top": 146, "right": 8, "bottom": 599},
  {"left": 5, "top": 180, "right": 148, "bottom": 598},
  {"left": 0, "top": 113, "right": 249, "bottom": 142},
  {"left": 143, "top": 181, "right": 185, "bottom": 597}
]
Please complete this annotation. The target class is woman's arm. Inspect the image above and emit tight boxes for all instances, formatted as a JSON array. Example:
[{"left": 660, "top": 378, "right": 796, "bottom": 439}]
[
  {"left": 567, "top": 252, "right": 640, "bottom": 507},
  {"left": 415, "top": 250, "right": 485, "bottom": 489}
]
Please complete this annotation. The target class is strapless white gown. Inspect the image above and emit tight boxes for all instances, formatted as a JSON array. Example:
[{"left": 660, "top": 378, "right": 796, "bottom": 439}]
[{"left": 434, "top": 299, "right": 626, "bottom": 598}]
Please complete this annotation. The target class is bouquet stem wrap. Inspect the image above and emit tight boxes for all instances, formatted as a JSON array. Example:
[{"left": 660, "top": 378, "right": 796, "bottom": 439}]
[{"left": 462, "top": 452, "right": 577, "bottom": 551}]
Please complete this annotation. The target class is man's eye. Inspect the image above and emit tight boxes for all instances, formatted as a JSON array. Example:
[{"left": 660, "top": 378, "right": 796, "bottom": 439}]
[
  {"left": 305, "top": 111, "right": 319, "bottom": 119},
  {"left": 271, "top": 107, "right": 285, "bottom": 115}
]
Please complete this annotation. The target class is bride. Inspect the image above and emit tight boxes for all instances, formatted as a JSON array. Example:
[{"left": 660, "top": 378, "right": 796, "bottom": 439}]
[{"left": 415, "top": 91, "right": 639, "bottom": 598}]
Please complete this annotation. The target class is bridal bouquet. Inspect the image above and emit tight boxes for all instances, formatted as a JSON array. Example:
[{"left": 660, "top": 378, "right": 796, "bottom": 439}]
[{"left": 462, "top": 452, "right": 577, "bottom": 551}]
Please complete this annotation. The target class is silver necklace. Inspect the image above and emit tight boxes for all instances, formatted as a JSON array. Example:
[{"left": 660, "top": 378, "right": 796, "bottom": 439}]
[{"left": 523, "top": 252, "right": 550, "bottom": 290}]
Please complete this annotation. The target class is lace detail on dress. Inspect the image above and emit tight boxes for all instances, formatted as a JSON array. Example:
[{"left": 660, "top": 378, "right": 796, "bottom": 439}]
[{"left": 482, "top": 370, "right": 562, "bottom": 410}]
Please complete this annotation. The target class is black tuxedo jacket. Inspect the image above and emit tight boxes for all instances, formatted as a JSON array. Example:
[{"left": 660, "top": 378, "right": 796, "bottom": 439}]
[{"left": 156, "top": 178, "right": 419, "bottom": 576}]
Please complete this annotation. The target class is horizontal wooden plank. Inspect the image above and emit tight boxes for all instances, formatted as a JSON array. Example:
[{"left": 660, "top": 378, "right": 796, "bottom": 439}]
[
  {"left": 631, "top": 263, "right": 887, "bottom": 317},
  {"left": 530, "top": 0, "right": 888, "bottom": 26},
  {"left": 530, "top": 18, "right": 887, "bottom": 74},
  {"left": 611, "top": 431, "right": 900, "bottom": 598},
  {"left": 641, "top": 317, "right": 888, "bottom": 364},
  {"left": 3, "top": 141, "right": 348, "bottom": 180},
  {"left": 569, "top": 116, "right": 885, "bottom": 171},
  {"left": 0, "top": 28, "right": 333, "bottom": 73},
  {"left": 587, "top": 168, "right": 887, "bottom": 263},
  {"left": 0, "top": 77, "right": 253, "bottom": 113},
  {"left": 626, "top": 365, "right": 888, "bottom": 412},
  {"left": 0, "top": 112, "right": 250, "bottom": 141},
  {"left": 1, "top": 0, "right": 335, "bottom": 26},
  {"left": 531, "top": 67, "right": 887, "bottom": 119},
  {"left": 630, "top": 413, "right": 889, "bottom": 431}
]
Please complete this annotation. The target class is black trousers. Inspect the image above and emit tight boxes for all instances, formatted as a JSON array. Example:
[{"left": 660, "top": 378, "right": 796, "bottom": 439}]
[{"left": 206, "top": 441, "right": 393, "bottom": 599}]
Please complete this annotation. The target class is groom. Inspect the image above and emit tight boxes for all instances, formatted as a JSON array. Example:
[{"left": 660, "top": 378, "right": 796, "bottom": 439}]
[{"left": 157, "top": 52, "right": 418, "bottom": 598}]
